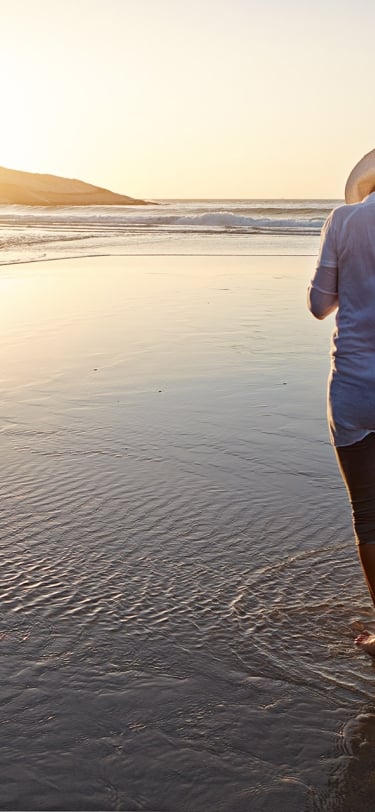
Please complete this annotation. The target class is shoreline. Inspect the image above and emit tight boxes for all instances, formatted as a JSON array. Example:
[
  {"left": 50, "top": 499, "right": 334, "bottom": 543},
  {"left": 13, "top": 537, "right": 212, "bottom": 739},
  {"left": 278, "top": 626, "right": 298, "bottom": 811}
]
[{"left": 0, "top": 248, "right": 319, "bottom": 269}]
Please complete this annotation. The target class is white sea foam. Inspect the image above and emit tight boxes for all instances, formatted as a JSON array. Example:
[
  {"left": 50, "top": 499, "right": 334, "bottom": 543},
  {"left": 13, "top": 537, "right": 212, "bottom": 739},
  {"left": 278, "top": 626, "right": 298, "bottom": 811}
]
[
  {"left": 174, "top": 211, "right": 324, "bottom": 232},
  {"left": 0, "top": 199, "right": 339, "bottom": 264}
]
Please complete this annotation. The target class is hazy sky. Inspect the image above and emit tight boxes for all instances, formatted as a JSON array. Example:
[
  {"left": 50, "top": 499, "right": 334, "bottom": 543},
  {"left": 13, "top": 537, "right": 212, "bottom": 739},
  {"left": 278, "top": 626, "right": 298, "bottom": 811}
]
[{"left": 2, "top": 0, "right": 375, "bottom": 198}]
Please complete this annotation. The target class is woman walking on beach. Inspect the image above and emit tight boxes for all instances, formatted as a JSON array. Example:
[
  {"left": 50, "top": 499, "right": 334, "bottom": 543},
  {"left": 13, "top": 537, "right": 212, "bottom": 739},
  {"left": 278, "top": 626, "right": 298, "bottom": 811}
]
[{"left": 308, "top": 149, "right": 375, "bottom": 655}]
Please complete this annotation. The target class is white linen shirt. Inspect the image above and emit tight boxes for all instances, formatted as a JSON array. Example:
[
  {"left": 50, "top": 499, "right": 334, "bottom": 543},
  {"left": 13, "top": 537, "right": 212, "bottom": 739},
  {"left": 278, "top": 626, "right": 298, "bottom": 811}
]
[{"left": 308, "top": 192, "right": 375, "bottom": 447}]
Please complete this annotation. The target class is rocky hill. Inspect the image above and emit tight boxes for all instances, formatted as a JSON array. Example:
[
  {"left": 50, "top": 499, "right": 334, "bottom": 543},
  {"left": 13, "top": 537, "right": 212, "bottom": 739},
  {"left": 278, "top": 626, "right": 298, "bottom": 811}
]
[{"left": 0, "top": 166, "right": 147, "bottom": 206}]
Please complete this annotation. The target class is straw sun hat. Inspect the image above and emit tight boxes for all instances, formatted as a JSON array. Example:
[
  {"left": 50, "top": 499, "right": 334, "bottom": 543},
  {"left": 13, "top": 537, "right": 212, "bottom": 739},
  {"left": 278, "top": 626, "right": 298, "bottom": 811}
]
[{"left": 345, "top": 149, "right": 375, "bottom": 204}]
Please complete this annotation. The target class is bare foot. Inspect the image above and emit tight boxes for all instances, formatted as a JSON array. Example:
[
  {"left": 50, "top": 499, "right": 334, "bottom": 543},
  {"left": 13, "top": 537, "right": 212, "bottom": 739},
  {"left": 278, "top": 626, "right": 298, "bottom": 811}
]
[
  {"left": 355, "top": 630, "right": 375, "bottom": 656},
  {"left": 351, "top": 619, "right": 375, "bottom": 635}
]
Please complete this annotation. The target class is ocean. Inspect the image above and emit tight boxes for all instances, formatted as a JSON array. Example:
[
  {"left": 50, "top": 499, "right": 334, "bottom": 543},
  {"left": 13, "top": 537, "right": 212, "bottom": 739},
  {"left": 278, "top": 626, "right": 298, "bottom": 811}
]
[
  {"left": 0, "top": 199, "right": 340, "bottom": 265},
  {"left": 1, "top": 200, "right": 374, "bottom": 812}
]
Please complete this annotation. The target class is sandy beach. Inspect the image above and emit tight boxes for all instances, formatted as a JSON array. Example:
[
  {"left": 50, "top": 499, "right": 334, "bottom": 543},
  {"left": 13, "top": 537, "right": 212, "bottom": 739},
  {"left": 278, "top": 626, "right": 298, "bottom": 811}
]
[
  {"left": 5, "top": 0, "right": 375, "bottom": 805},
  {"left": 1, "top": 254, "right": 374, "bottom": 811}
]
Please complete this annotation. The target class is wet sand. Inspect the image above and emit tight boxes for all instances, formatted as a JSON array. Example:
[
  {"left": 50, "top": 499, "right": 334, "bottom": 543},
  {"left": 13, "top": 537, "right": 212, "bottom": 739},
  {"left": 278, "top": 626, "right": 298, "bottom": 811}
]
[{"left": 1, "top": 255, "right": 375, "bottom": 811}]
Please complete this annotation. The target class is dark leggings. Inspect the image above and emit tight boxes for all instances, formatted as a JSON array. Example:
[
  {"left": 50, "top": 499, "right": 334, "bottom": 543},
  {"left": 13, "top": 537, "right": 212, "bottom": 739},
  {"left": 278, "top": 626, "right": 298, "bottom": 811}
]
[{"left": 335, "top": 432, "right": 375, "bottom": 546}]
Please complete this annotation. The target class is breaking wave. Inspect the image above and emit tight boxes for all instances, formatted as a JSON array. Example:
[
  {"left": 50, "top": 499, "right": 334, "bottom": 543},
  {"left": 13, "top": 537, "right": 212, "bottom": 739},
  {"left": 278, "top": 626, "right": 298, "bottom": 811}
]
[
  {"left": 173, "top": 211, "right": 324, "bottom": 233},
  {"left": 0, "top": 198, "right": 341, "bottom": 264}
]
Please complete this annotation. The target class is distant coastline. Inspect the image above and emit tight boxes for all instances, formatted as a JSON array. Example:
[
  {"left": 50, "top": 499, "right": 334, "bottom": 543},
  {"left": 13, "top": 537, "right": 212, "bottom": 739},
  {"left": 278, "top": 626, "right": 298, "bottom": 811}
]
[{"left": 0, "top": 166, "right": 149, "bottom": 206}]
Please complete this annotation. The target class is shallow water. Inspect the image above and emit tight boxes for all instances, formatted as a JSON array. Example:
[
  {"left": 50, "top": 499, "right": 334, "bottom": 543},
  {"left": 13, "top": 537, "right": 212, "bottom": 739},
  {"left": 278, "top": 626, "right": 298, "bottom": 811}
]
[
  {"left": 0, "top": 198, "right": 334, "bottom": 266},
  {"left": 1, "top": 256, "right": 374, "bottom": 811}
]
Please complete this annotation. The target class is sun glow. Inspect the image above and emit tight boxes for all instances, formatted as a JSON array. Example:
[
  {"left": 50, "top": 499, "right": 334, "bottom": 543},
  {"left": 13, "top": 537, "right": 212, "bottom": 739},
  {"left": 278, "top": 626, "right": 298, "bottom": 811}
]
[
  {"left": 2, "top": 0, "right": 375, "bottom": 198},
  {"left": 0, "top": 42, "right": 55, "bottom": 177},
  {"left": 1, "top": 76, "right": 37, "bottom": 172}
]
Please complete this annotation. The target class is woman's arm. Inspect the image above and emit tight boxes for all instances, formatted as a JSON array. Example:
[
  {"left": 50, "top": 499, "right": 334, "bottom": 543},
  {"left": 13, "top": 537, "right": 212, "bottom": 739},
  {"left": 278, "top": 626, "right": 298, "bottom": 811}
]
[
  {"left": 307, "top": 265, "right": 338, "bottom": 320},
  {"left": 308, "top": 210, "right": 338, "bottom": 319}
]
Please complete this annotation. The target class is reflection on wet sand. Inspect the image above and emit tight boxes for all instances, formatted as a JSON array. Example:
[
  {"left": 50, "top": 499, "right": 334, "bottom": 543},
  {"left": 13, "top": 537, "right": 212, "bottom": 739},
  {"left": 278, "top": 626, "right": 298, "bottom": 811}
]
[{"left": 0, "top": 255, "right": 373, "bottom": 811}]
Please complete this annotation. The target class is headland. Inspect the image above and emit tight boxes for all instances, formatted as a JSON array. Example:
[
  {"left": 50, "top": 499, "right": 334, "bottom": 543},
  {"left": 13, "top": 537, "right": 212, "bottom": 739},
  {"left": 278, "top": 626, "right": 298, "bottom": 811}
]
[{"left": 0, "top": 165, "right": 148, "bottom": 206}]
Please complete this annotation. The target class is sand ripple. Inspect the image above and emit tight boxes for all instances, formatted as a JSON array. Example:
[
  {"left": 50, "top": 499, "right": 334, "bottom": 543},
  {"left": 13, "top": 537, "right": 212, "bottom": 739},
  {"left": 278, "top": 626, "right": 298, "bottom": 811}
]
[{"left": 0, "top": 255, "right": 372, "bottom": 811}]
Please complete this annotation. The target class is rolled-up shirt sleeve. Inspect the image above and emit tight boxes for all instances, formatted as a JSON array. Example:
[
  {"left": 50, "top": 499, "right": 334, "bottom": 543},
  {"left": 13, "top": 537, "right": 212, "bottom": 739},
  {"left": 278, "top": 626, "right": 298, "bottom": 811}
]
[{"left": 308, "top": 212, "right": 338, "bottom": 319}]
